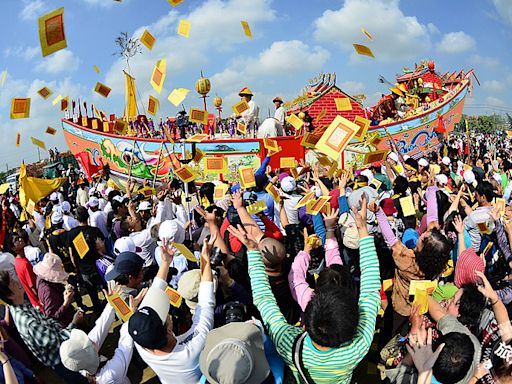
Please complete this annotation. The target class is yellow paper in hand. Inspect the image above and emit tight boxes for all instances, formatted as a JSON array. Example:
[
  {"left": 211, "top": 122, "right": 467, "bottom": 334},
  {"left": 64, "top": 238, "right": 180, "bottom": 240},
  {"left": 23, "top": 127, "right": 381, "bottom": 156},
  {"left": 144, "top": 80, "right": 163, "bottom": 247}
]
[
  {"left": 107, "top": 293, "right": 133, "bottom": 322},
  {"left": 280, "top": 157, "right": 296, "bottom": 169},
  {"left": 399, "top": 195, "right": 416, "bottom": 217},
  {"left": 413, "top": 289, "right": 429, "bottom": 315},
  {"left": 382, "top": 279, "right": 393, "bottom": 291},
  {"left": 173, "top": 242, "right": 197, "bottom": 262},
  {"left": 168, "top": 88, "right": 190, "bottom": 107},
  {"left": 232, "top": 100, "right": 249, "bottom": 116},
  {"left": 495, "top": 198, "right": 506, "bottom": 215},
  {"left": 177, "top": 20, "right": 191, "bottom": 38},
  {"left": 409, "top": 280, "right": 438, "bottom": 296},
  {"left": 175, "top": 165, "right": 198, "bottom": 183},
  {"left": 246, "top": 199, "right": 266, "bottom": 215},
  {"left": 165, "top": 286, "right": 183, "bottom": 308},
  {"left": 265, "top": 183, "right": 281, "bottom": 203},
  {"left": 316, "top": 116, "right": 358, "bottom": 161},
  {"left": 295, "top": 191, "right": 316, "bottom": 209},
  {"left": 334, "top": 98, "right": 352, "bottom": 111},
  {"left": 72, "top": 232, "right": 90, "bottom": 259},
  {"left": 204, "top": 157, "right": 227, "bottom": 174},
  {"left": 241, "top": 21, "right": 252, "bottom": 38},
  {"left": 239, "top": 166, "right": 256, "bottom": 188},
  {"left": 214, "top": 183, "right": 229, "bottom": 200}
]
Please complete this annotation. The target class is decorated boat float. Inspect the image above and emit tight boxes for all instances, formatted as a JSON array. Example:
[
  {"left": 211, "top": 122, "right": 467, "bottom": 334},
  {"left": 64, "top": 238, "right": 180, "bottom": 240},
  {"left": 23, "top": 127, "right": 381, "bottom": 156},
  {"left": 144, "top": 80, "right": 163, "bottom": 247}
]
[{"left": 62, "top": 60, "right": 475, "bottom": 183}]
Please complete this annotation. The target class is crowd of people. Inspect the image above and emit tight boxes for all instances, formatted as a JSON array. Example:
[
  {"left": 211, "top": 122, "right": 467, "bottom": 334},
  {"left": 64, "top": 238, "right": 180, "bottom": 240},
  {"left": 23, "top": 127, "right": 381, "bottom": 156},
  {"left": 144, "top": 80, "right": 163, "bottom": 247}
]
[{"left": 0, "top": 131, "right": 511, "bottom": 383}]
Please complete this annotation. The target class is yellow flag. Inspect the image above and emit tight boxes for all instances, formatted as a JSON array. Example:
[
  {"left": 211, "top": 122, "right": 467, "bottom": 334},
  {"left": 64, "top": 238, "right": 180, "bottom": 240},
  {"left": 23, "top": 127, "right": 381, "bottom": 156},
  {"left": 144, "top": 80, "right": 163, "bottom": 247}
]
[
  {"left": 150, "top": 59, "right": 166, "bottom": 94},
  {"left": 124, "top": 71, "right": 137, "bottom": 118},
  {"left": 18, "top": 163, "right": 66, "bottom": 207},
  {"left": 168, "top": 88, "right": 189, "bottom": 107},
  {"left": 177, "top": 20, "right": 191, "bottom": 38}
]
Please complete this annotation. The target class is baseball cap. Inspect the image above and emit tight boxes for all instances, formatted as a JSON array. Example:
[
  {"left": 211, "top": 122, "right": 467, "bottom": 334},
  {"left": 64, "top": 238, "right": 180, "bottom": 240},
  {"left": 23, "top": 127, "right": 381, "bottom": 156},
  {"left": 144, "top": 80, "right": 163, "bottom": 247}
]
[
  {"left": 442, "top": 156, "right": 451, "bottom": 166},
  {"left": 280, "top": 176, "right": 296, "bottom": 193},
  {"left": 158, "top": 220, "right": 185, "bottom": 245},
  {"left": 418, "top": 158, "right": 429, "bottom": 168},
  {"left": 387, "top": 152, "right": 399, "bottom": 163},
  {"left": 87, "top": 196, "right": 99, "bottom": 208},
  {"left": 61, "top": 201, "right": 71, "bottom": 213},
  {"left": 50, "top": 192, "right": 59, "bottom": 201},
  {"left": 435, "top": 174, "right": 448, "bottom": 185},
  {"left": 128, "top": 287, "right": 170, "bottom": 349},
  {"left": 136, "top": 201, "right": 152, "bottom": 212},
  {"left": 59, "top": 329, "right": 100, "bottom": 375},
  {"left": 113, "top": 237, "right": 141, "bottom": 256},
  {"left": 199, "top": 322, "right": 270, "bottom": 384},
  {"left": 112, "top": 195, "right": 129, "bottom": 204},
  {"left": 105, "top": 251, "right": 143, "bottom": 281},
  {"left": 51, "top": 210, "right": 64, "bottom": 225}
]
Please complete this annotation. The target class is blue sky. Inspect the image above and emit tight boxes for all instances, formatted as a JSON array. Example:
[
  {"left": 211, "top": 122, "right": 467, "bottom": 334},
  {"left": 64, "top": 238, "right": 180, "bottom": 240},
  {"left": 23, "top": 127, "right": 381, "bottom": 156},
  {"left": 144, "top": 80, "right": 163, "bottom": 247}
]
[{"left": 0, "top": 0, "right": 511, "bottom": 168}]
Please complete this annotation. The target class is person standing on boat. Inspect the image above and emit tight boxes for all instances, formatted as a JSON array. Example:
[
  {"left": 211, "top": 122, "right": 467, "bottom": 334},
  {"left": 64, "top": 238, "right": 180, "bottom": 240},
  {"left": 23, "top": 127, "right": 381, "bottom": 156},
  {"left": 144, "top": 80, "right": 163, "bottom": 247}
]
[
  {"left": 273, "top": 97, "right": 285, "bottom": 127},
  {"left": 238, "top": 87, "right": 259, "bottom": 135}
]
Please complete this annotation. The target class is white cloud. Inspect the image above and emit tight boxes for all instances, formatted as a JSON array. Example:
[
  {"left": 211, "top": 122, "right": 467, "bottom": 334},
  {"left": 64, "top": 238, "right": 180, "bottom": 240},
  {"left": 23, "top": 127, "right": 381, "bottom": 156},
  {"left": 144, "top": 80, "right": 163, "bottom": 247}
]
[
  {"left": 437, "top": 31, "right": 475, "bottom": 54},
  {"left": 19, "top": 0, "right": 47, "bottom": 21},
  {"left": 492, "top": 0, "right": 512, "bottom": 24},
  {"left": 35, "top": 50, "right": 80, "bottom": 74},
  {"left": 482, "top": 80, "right": 506, "bottom": 93},
  {"left": 81, "top": 0, "right": 125, "bottom": 8},
  {"left": 485, "top": 96, "right": 506, "bottom": 107},
  {"left": 469, "top": 55, "right": 500, "bottom": 69},
  {"left": 313, "top": 0, "right": 433, "bottom": 62},
  {"left": 340, "top": 81, "right": 365, "bottom": 95},
  {"left": 4, "top": 46, "right": 39, "bottom": 61}
]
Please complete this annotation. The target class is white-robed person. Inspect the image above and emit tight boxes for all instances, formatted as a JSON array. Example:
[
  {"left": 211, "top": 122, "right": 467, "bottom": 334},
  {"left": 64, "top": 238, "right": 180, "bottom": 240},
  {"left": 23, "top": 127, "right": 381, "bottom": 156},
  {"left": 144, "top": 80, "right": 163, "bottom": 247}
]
[
  {"left": 238, "top": 87, "right": 259, "bottom": 134},
  {"left": 257, "top": 96, "right": 287, "bottom": 138}
]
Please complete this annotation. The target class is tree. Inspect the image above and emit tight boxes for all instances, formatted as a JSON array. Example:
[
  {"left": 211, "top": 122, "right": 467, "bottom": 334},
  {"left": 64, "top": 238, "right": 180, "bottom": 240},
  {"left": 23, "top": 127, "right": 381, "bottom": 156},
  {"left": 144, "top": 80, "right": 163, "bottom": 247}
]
[{"left": 506, "top": 113, "right": 512, "bottom": 130}]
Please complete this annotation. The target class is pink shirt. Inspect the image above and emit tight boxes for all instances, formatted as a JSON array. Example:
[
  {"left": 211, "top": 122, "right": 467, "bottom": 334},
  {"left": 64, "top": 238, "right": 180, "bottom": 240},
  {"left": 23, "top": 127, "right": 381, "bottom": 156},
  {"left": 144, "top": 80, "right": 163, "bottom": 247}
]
[{"left": 288, "top": 237, "right": 343, "bottom": 312}]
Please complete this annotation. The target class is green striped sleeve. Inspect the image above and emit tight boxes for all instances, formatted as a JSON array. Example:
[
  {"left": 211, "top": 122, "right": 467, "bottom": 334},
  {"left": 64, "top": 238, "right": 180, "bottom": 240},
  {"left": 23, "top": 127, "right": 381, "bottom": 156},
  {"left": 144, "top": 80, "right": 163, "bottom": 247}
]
[{"left": 247, "top": 250, "right": 301, "bottom": 367}]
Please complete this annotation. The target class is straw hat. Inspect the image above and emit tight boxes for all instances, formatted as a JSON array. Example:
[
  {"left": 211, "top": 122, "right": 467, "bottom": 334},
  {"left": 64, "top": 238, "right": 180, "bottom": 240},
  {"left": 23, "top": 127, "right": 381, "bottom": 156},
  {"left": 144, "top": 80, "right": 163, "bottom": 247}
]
[{"left": 33, "top": 253, "right": 68, "bottom": 284}]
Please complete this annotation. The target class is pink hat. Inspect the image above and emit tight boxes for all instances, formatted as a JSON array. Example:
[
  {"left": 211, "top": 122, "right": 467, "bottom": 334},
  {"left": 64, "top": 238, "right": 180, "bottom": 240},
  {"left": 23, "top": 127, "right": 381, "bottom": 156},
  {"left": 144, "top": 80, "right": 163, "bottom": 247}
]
[
  {"left": 454, "top": 248, "right": 485, "bottom": 288},
  {"left": 33, "top": 253, "right": 69, "bottom": 284}
]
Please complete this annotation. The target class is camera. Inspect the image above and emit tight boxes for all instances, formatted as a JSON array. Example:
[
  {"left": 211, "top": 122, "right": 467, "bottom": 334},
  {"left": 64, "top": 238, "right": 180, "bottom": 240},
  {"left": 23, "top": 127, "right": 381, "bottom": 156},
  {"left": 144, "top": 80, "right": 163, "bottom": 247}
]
[
  {"left": 224, "top": 301, "right": 247, "bottom": 324},
  {"left": 210, "top": 247, "right": 226, "bottom": 269}
]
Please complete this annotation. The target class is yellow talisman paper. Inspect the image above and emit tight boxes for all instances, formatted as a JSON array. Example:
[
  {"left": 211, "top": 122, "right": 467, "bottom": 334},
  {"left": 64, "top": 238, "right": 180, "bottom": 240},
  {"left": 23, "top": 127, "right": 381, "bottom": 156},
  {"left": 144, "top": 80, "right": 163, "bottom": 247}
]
[
  {"left": 334, "top": 98, "right": 352, "bottom": 111},
  {"left": 238, "top": 166, "right": 256, "bottom": 188},
  {"left": 107, "top": 293, "right": 133, "bottom": 323},
  {"left": 204, "top": 157, "right": 227, "bottom": 174},
  {"left": 38, "top": 8, "right": 67, "bottom": 57},
  {"left": 301, "top": 132, "right": 320, "bottom": 149},
  {"left": 165, "top": 286, "right": 183, "bottom": 308},
  {"left": 353, "top": 116, "right": 370, "bottom": 141},
  {"left": 175, "top": 166, "right": 198, "bottom": 183},
  {"left": 193, "top": 148, "right": 204, "bottom": 163},
  {"left": 361, "top": 27, "right": 373, "bottom": 41},
  {"left": 241, "top": 21, "right": 252, "bottom": 38},
  {"left": 246, "top": 200, "right": 266, "bottom": 215},
  {"left": 113, "top": 119, "right": 128, "bottom": 135},
  {"left": 177, "top": 20, "right": 191, "bottom": 38},
  {"left": 236, "top": 122, "right": 247, "bottom": 134},
  {"left": 52, "top": 94, "right": 62, "bottom": 105},
  {"left": 408, "top": 280, "right": 438, "bottom": 296},
  {"left": 46, "top": 126, "right": 57, "bottom": 135},
  {"left": 15, "top": 132, "right": 21, "bottom": 148},
  {"left": 10, "top": 98, "right": 31, "bottom": 119},
  {"left": 399, "top": 195, "right": 416, "bottom": 217},
  {"left": 477, "top": 221, "right": 491, "bottom": 235},
  {"left": 187, "top": 134, "right": 209, "bottom": 142},
  {"left": 286, "top": 113, "right": 304, "bottom": 130},
  {"left": 232, "top": 100, "right": 249, "bottom": 116},
  {"left": 173, "top": 242, "right": 197, "bottom": 262},
  {"left": 319, "top": 201, "right": 331, "bottom": 215},
  {"left": 31, "top": 137, "right": 46, "bottom": 150},
  {"left": 0, "top": 70, "right": 6, "bottom": 87},
  {"left": 370, "top": 178, "right": 382, "bottom": 191},
  {"left": 364, "top": 150, "right": 389, "bottom": 165},
  {"left": 61, "top": 96, "right": 69, "bottom": 111},
  {"left": 316, "top": 116, "right": 358, "bottom": 160},
  {"left": 167, "top": 88, "right": 189, "bottom": 107},
  {"left": 280, "top": 157, "right": 296, "bottom": 169},
  {"left": 168, "top": 0, "right": 184, "bottom": 6},
  {"left": 214, "top": 184, "right": 229, "bottom": 200},
  {"left": 72, "top": 232, "right": 89, "bottom": 259},
  {"left": 148, "top": 96, "right": 159, "bottom": 116},
  {"left": 306, "top": 196, "right": 330, "bottom": 215},
  {"left": 140, "top": 29, "right": 156, "bottom": 50},
  {"left": 150, "top": 59, "right": 167, "bottom": 94},
  {"left": 37, "top": 86, "right": 52, "bottom": 99},
  {"left": 93, "top": 64, "right": 100, "bottom": 74},
  {"left": 263, "top": 138, "right": 279, "bottom": 152},
  {"left": 265, "top": 184, "right": 281, "bottom": 203},
  {"left": 382, "top": 279, "right": 393, "bottom": 291},
  {"left": 294, "top": 191, "right": 316, "bottom": 209},
  {"left": 26, "top": 199, "right": 35, "bottom": 217},
  {"left": 352, "top": 43, "right": 375, "bottom": 58},
  {"left": 189, "top": 108, "right": 208, "bottom": 125},
  {"left": 413, "top": 289, "right": 429, "bottom": 315},
  {"left": 495, "top": 198, "right": 506, "bottom": 215},
  {"left": 94, "top": 82, "right": 111, "bottom": 98}
]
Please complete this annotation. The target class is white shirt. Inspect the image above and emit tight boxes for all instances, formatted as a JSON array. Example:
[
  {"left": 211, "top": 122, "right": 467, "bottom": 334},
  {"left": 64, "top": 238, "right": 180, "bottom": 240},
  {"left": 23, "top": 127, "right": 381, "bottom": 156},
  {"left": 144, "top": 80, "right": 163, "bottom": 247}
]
[
  {"left": 90, "top": 210, "right": 108, "bottom": 238},
  {"left": 24, "top": 246, "right": 43, "bottom": 266},
  {"left": 241, "top": 99, "right": 259, "bottom": 126},
  {"left": 76, "top": 188, "right": 89, "bottom": 207},
  {"left": 154, "top": 250, "right": 188, "bottom": 288},
  {"left": 63, "top": 214, "right": 79, "bottom": 231},
  {"left": 274, "top": 106, "right": 285, "bottom": 126},
  {"left": 130, "top": 229, "right": 157, "bottom": 267},
  {"left": 135, "top": 278, "right": 215, "bottom": 384}
]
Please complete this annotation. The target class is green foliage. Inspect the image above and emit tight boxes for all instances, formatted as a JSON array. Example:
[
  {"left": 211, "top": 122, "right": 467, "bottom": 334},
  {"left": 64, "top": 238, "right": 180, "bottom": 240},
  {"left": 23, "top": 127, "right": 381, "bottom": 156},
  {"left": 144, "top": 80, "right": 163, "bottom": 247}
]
[{"left": 462, "top": 113, "right": 506, "bottom": 134}]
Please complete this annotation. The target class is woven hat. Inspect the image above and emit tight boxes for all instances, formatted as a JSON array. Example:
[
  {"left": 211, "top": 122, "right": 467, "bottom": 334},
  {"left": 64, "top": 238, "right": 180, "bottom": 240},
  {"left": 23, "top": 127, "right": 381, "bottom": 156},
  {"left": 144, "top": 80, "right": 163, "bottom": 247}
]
[{"left": 239, "top": 87, "right": 253, "bottom": 96}]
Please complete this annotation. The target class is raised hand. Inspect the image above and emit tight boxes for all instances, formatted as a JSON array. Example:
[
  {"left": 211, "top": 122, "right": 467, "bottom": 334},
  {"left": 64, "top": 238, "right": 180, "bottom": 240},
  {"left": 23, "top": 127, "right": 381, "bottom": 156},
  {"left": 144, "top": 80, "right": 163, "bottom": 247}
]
[
  {"left": 453, "top": 215, "right": 464, "bottom": 234},
  {"left": 475, "top": 271, "right": 499, "bottom": 303},
  {"left": 322, "top": 208, "right": 340, "bottom": 230},
  {"left": 406, "top": 327, "right": 444, "bottom": 373},
  {"left": 231, "top": 190, "right": 244, "bottom": 210},
  {"left": 227, "top": 224, "right": 258, "bottom": 251},
  {"left": 352, "top": 194, "right": 368, "bottom": 229}
]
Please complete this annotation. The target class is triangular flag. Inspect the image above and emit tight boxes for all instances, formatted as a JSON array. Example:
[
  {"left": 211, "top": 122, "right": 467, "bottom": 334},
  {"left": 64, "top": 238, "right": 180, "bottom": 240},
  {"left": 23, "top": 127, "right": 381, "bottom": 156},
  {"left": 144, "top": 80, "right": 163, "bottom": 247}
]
[
  {"left": 140, "top": 29, "right": 156, "bottom": 50},
  {"left": 31, "top": 137, "right": 46, "bottom": 150},
  {"left": 353, "top": 43, "right": 375, "bottom": 58},
  {"left": 168, "top": 88, "right": 189, "bottom": 107},
  {"left": 38, "top": 8, "right": 67, "bottom": 57},
  {"left": 94, "top": 82, "right": 111, "bottom": 98},
  {"left": 37, "top": 86, "right": 53, "bottom": 99},
  {"left": 241, "top": 21, "right": 252, "bottom": 38},
  {"left": 10, "top": 98, "right": 31, "bottom": 119},
  {"left": 177, "top": 20, "right": 191, "bottom": 38},
  {"left": 150, "top": 59, "right": 167, "bottom": 94},
  {"left": 93, "top": 64, "right": 100, "bottom": 74},
  {"left": 148, "top": 96, "right": 160, "bottom": 116}
]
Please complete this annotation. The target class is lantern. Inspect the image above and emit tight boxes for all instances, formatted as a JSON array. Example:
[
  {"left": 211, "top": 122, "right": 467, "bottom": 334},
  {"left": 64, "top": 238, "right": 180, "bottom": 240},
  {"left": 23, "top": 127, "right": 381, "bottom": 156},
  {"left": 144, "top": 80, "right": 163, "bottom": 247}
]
[
  {"left": 195, "top": 72, "right": 211, "bottom": 96},
  {"left": 298, "top": 112, "right": 306, "bottom": 119},
  {"left": 213, "top": 96, "right": 222, "bottom": 108}
]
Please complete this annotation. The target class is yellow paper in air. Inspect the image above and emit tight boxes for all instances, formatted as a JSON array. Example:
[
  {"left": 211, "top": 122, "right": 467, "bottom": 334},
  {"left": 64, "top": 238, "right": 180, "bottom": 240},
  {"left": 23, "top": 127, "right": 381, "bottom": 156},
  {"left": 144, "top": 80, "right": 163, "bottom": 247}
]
[
  {"left": 286, "top": 113, "right": 304, "bottom": 130},
  {"left": 0, "top": 70, "right": 6, "bottom": 87},
  {"left": 188, "top": 108, "right": 208, "bottom": 125},
  {"left": 214, "top": 183, "right": 229, "bottom": 200},
  {"left": 150, "top": 59, "right": 167, "bottom": 94},
  {"left": 93, "top": 65, "right": 100, "bottom": 74},
  {"left": 140, "top": 29, "right": 156, "bottom": 50},
  {"left": 31, "top": 137, "right": 46, "bottom": 150},
  {"left": 353, "top": 116, "right": 370, "bottom": 141},
  {"left": 316, "top": 116, "right": 359, "bottom": 161},
  {"left": 335, "top": 98, "right": 352, "bottom": 111},
  {"left": 94, "top": 82, "right": 111, "bottom": 98},
  {"left": 280, "top": 157, "right": 296, "bottom": 169},
  {"left": 177, "top": 20, "right": 191, "bottom": 38},
  {"left": 10, "top": 98, "right": 31, "bottom": 119},
  {"left": 246, "top": 199, "right": 266, "bottom": 215},
  {"left": 45, "top": 126, "right": 57, "bottom": 135},
  {"left": 15, "top": 132, "right": 21, "bottom": 148},
  {"left": 173, "top": 242, "right": 197, "bottom": 262},
  {"left": 148, "top": 96, "right": 159, "bottom": 116},
  {"left": 37, "top": 86, "right": 53, "bottom": 100},
  {"left": 236, "top": 122, "right": 247, "bottom": 134},
  {"left": 399, "top": 195, "right": 415, "bottom": 217},
  {"left": 61, "top": 96, "right": 69, "bottom": 111},
  {"left": 241, "top": 21, "right": 252, "bottom": 38},
  {"left": 168, "top": 88, "right": 189, "bottom": 107},
  {"left": 413, "top": 289, "right": 428, "bottom": 315},
  {"left": 168, "top": 0, "right": 184, "bottom": 7},
  {"left": 408, "top": 280, "right": 437, "bottom": 296},
  {"left": 361, "top": 28, "right": 373, "bottom": 41},
  {"left": 52, "top": 94, "right": 62, "bottom": 105},
  {"left": 72, "top": 232, "right": 90, "bottom": 259},
  {"left": 38, "top": 8, "right": 67, "bottom": 57},
  {"left": 353, "top": 43, "right": 375, "bottom": 58}
]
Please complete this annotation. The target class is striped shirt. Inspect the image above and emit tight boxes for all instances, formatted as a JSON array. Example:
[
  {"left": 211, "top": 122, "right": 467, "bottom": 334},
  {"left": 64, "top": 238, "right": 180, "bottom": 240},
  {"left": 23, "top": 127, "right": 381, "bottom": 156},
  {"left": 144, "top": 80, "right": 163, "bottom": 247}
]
[{"left": 248, "top": 236, "right": 381, "bottom": 383}]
